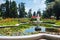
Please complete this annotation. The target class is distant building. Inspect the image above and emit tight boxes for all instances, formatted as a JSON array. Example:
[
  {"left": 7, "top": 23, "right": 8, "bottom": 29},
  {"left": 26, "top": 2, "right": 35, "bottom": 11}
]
[{"left": 31, "top": 16, "right": 37, "bottom": 19}]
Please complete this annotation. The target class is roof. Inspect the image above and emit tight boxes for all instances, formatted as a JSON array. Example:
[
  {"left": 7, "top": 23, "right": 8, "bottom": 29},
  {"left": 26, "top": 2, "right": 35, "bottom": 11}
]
[{"left": 31, "top": 16, "right": 37, "bottom": 18}]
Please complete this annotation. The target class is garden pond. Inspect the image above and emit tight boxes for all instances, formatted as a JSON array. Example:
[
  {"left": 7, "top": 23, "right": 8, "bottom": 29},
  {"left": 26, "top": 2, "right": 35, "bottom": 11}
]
[
  {"left": 0, "top": 26, "right": 59, "bottom": 36},
  {"left": 0, "top": 26, "right": 46, "bottom": 36}
]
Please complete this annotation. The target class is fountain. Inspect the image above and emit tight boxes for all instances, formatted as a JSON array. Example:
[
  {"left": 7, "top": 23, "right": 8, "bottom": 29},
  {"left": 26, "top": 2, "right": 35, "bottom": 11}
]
[
  {"left": 35, "top": 14, "right": 41, "bottom": 31},
  {"left": 35, "top": 14, "right": 46, "bottom": 32}
]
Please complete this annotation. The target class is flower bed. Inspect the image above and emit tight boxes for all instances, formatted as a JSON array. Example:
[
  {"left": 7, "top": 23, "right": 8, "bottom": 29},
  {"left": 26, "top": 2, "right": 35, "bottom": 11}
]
[{"left": 0, "top": 18, "right": 18, "bottom": 26}]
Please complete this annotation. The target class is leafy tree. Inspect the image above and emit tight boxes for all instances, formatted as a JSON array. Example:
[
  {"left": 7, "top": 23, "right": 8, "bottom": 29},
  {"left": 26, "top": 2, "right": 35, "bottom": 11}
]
[
  {"left": 18, "top": 3, "right": 21, "bottom": 18},
  {"left": 0, "top": 4, "right": 6, "bottom": 18},
  {"left": 43, "top": 11, "right": 47, "bottom": 18},
  {"left": 28, "top": 9, "right": 32, "bottom": 18},
  {"left": 46, "top": 0, "right": 60, "bottom": 20},
  {"left": 46, "top": 0, "right": 55, "bottom": 4},
  {"left": 33, "top": 11, "right": 36, "bottom": 16},
  {"left": 24, "top": 12, "right": 27, "bottom": 17},
  {"left": 0, "top": 0, "right": 18, "bottom": 18},
  {"left": 43, "top": 11, "right": 50, "bottom": 18},
  {"left": 0, "top": 0, "right": 27, "bottom": 18},
  {"left": 53, "top": 1, "right": 60, "bottom": 20},
  {"left": 47, "top": 8, "right": 53, "bottom": 18},
  {"left": 45, "top": 0, "right": 55, "bottom": 18}
]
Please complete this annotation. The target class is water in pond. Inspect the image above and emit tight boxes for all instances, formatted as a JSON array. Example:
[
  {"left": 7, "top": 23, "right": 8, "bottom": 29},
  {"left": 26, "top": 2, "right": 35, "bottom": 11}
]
[
  {"left": 24, "top": 26, "right": 46, "bottom": 33},
  {"left": 12, "top": 26, "right": 46, "bottom": 36},
  {"left": 24, "top": 27, "right": 35, "bottom": 33}
]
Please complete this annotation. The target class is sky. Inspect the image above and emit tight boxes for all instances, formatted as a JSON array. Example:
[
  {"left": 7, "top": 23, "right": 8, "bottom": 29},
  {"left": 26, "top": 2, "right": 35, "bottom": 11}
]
[{"left": 0, "top": 0, "right": 46, "bottom": 13}]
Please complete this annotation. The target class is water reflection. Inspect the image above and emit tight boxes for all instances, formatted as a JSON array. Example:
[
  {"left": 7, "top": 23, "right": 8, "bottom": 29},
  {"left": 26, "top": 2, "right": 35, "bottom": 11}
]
[
  {"left": 24, "top": 26, "right": 46, "bottom": 33},
  {"left": 12, "top": 26, "right": 46, "bottom": 36}
]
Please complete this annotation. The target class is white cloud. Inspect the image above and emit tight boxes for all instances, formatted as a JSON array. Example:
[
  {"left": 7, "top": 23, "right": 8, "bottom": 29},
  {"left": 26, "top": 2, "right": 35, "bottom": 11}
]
[
  {"left": 25, "top": 0, "right": 46, "bottom": 13},
  {"left": 32, "top": 0, "right": 46, "bottom": 13},
  {"left": 33, "top": 0, "right": 42, "bottom": 4},
  {"left": 40, "top": 0, "right": 46, "bottom": 9},
  {"left": 25, "top": 7, "right": 29, "bottom": 13},
  {"left": 0, "top": 0, "right": 5, "bottom": 4},
  {"left": 0, "top": 0, "right": 15, "bottom": 5},
  {"left": 25, "top": 7, "right": 34, "bottom": 14}
]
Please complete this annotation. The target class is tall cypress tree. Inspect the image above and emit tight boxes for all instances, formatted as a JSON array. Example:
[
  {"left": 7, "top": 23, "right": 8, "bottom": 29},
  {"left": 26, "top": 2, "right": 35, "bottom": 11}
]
[
  {"left": 18, "top": 3, "right": 21, "bottom": 18},
  {"left": 0, "top": 5, "right": 1, "bottom": 16},
  {"left": 28, "top": 9, "right": 32, "bottom": 18},
  {"left": 33, "top": 11, "right": 36, "bottom": 16},
  {"left": 20, "top": 2, "right": 25, "bottom": 18},
  {"left": 37, "top": 9, "right": 41, "bottom": 16},
  {"left": 5, "top": 0, "right": 10, "bottom": 18},
  {"left": 10, "top": 1, "right": 18, "bottom": 18},
  {"left": 0, "top": 4, "right": 6, "bottom": 18}
]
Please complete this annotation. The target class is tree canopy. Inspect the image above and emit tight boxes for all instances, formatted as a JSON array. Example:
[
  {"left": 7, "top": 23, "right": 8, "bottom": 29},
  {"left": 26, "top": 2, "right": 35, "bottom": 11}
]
[{"left": 44, "top": 0, "right": 60, "bottom": 20}]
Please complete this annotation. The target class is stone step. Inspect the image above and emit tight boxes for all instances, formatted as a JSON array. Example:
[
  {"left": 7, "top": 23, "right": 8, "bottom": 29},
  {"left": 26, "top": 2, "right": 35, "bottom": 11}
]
[{"left": 38, "top": 39, "right": 47, "bottom": 40}]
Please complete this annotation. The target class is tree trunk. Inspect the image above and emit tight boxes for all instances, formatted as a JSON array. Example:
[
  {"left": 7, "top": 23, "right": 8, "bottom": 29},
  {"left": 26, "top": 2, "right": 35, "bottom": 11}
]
[{"left": 56, "top": 16, "right": 59, "bottom": 20}]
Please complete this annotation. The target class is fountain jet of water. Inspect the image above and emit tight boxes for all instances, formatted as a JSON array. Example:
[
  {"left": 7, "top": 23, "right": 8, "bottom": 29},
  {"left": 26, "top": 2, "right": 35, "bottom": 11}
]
[{"left": 37, "top": 14, "right": 40, "bottom": 26}]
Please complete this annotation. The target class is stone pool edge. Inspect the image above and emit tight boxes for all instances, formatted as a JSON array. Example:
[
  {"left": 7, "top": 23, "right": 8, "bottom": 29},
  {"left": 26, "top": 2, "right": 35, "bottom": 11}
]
[{"left": 0, "top": 33, "right": 60, "bottom": 40}]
